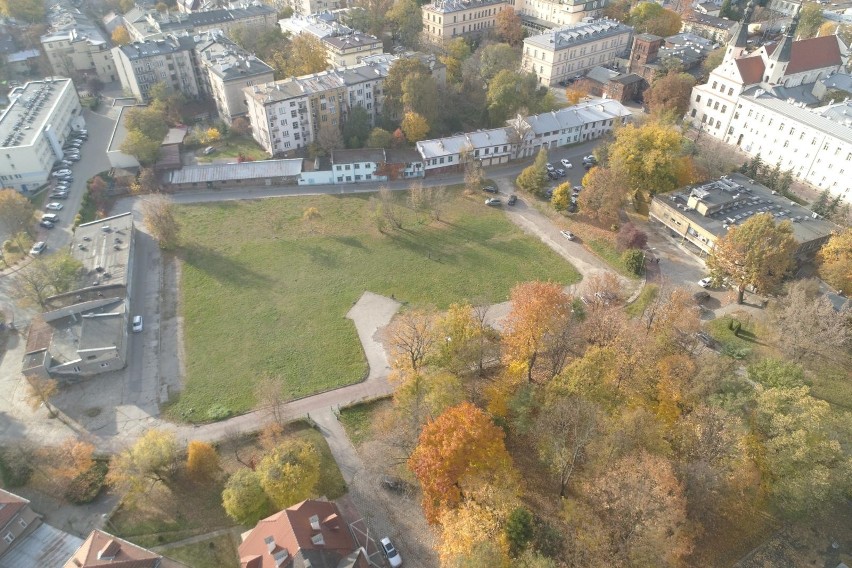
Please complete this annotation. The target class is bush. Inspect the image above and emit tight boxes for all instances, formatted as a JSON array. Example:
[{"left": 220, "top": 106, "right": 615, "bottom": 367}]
[
  {"left": 616, "top": 223, "right": 648, "bottom": 252},
  {"left": 621, "top": 249, "right": 645, "bottom": 276},
  {"left": 206, "top": 404, "right": 232, "bottom": 421},
  {"left": 65, "top": 460, "right": 108, "bottom": 504},
  {"left": 0, "top": 446, "right": 33, "bottom": 487}
]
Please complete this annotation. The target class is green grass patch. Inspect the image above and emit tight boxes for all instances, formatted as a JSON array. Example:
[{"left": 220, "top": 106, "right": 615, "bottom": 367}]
[
  {"left": 586, "top": 238, "right": 640, "bottom": 279},
  {"left": 705, "top": 315, "right": 759, "bottom": 360},
  {"left": 169, "top": 188, "right": 580, "bottom": 421},
  {"left": 161, "top": 532, "right": 240, "bottom": 568},
  {"left": 626, "top": 284, "right": 659, "bottom": 318},
  {"left": 339, "top": 398, "right": 389, "bottom": 446},
  {"left": 195, "top": 136, "right": 268, "bottom": 163},
  {"left": 808, "top": 364, "right": 852, "bottom": 410}
]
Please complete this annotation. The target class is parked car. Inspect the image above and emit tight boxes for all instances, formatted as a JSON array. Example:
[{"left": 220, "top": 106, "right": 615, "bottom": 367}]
[
  {"left": 545, "top": 163, "right": 555, "bottom": 172},
  {"left": 507, "top": 194, "right": 517, "bottom": 206},
  {"left": 547, "top": 171, "right": 559, "bottom": 180},
  {"left": 45, "top": 202, "right": 64, "bottom": 211},
  {"left": 49, "top": 193, "right": 68, "bottom": 200},
  {"left": 698, "top": 277, "right": 712, "bottom": 288},
  {"left": 555, "top": 168, "right": 566, "bottom": 177},
  {"left": 482, "top": 185, "right": 497, "bottom": 193},
  {"left": 485, "top": 197, "right": 502, "bottom": 206},
  {"left": 52, "top": 169, "right": 72, "bottom": 177},
  {"left": 560, "top": 158, "right": 573, "bottom": 168},
  {"left": 380, "top": 537, "right": 402, "bottom": 568},
  {"left": 64, "top": 154, "right": 80, "bottom": 161},
  {"left": 39, "top": 220, "right": 55, "bottom": 229},
  {"left": 132, "top": 315, "right": 143, "bottom": 333},
  {"left": 59, "top": 159, "right": 73, "bottom": 167},
  {"left": 582, "top": 155, "right": 597, "bottom": 164},
  {"left": 42, "top": 213, "right": 59, "bottom": 223},
  {"left": 380, "top": 476, "right": 413, "bottom": 494},
  {"left": 203, "top": 146, "right": 216, "bottom": 155},
  {"left": 560, "top": 230, "right": 575, "bottom": 240},
  {"left": 29, "top": 241, "right": 47, "bottom": 255}
]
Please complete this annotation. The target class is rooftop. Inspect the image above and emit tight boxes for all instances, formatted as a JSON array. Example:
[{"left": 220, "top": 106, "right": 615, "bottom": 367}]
[
  {"left": 70, "top": 213, "right": 135, "bottom": 289},
  {"left": 683, "top": 12, "right": 735, "bottom": 29},
  {"left": 423, "top": 0, "right": 509, "bottom": 14},
  {"left": 279, "top": 13, "right": 351, "bottom": 39},
  {"left": 416, "top": 127, "right": 512, "bottom": 159},
  {"left": 116, "top": 35, "right": 195, "bottom": 60},
  {"left": 197, "top": 35, "right": 274, "bottom": 81},
  {"left": 331, "top": 148, "right": 386, "bottom": 163},
  {"left": 510, "top": 98, "right": 632, "bottom": 135},
  {"left": 524, "top": 19, "right": 632, "bottom": 51},
  {"left": 244, "top": 63, "right": 389, "bottom": 104},
  {"left": 41, "top": 5, "right": 109, "bottom": 46},
  {"left": 0, "top": 523, "right": 83, "bottom": 568},
  {"left": 323, "top": 32, "right": 382, "bottom": 51},
  {"left": 64, "top": 529, "right": 187, "bottom": 568},
  {"left": 168, "top": 159, "right": 303, "bottom": 184},
  {"left": 742, "top": 89, "right": 852, "bottom": 144},
  {"left": 0, "top": 78, "right": 75, "bottom": 149},
  {"left": 46, "top": 300, "right": 126, "bottom": 371},
  {"left": 0, "top": 489, "right": 28, "bottom": 529}
]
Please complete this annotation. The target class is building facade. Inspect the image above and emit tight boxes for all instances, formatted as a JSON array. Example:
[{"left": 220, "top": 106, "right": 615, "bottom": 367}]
[
  {"left": 123, "top": 4, "right": 278, "bottom": 42},
  {"left": 40, "top": 7, "right": 117, "bottom": 83},
  {"left": 416, "top": 128, "right": 515, "bottom": 174},
  {"left": 421, "top": 0, "right": 511, "bottom": 45},
  {"left": 517, "top": 0, "right": 608, "bottom": 31},
  {"left": 0, "top": 79, "right": 83, "bottom": 193},
  {"left": 522, "top": 19, "right": 633, "bottom": 86},
  {"left": 322, "top": 32, "right": 384, "bottom": 68},
  {"left": 112, "top": 35, "right": 201, "bottom": 102}
]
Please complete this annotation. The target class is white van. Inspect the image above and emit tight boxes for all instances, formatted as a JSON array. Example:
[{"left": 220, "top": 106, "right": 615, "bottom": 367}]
[{"left": 41, "top": 213, "right": 59, "bottom": 223}]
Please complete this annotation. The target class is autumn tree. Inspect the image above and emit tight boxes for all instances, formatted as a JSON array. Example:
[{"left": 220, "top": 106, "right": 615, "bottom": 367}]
[
  {"left": 438, "top": 499, "right": 507, "bottom": 565},
  {"left": 535, "top": 395, "right": 600, "bottom": 497},
  {"left": 604, "top": 0, "right": 631, "bottom": 21},
  {"left": 15, "top": 252, "right": 84, "bottom": 308},
  {"left": 496, "top": 8, "right": 525, "bottom": 46},
  {"left": 629, "top": 2, "right": 682, "bottom": 36},
  {"left": 121, "top": 130, "right": 162, "bottom": 165},
  {"left": 564, "top": 84, "right": 588, "bottom": 105},
  {"left": 644, "top": 71, "right": 696, "bottom": 118},
  {"left": 702, "top": 47, "right": 724, "bottom": 75},
  {"left": 434, "top": 302, "right": 497, "bottom": 375},
  {"left": 35, "top": 439, "right": 95, "bottom": 497},
  {"left": 366, "top": 127, "right": 393, "bottom": 148},
  {"left": 487, "top": 70, "right": 554, "bottom": 124},
  {"left": 111, "top": 25, "right": 130, "bottom": 45},
  {"left": 385, "top": 308, "right": 436, "bottom": 374},
  {"left": 516, "top": 148, "right": 549, "bottom": 196},
  {"left": 230, "top": 117, "right": 251, "bottom": 137},
  {"left": 440, "top": 38, "right": 472, "bottom": 84},
  {"left": 706, "top": 213, "right": 797, "bottom": 303},
  {"left": 0, "top": 188, "right": 36, "bottom": 246},
  {"left": 584, "top": 451, "right": 692, "bottom": 566},
  {"left": 222, "top": 469, "right": 270, "bottom": 525},
  {"left": 141, "top": 194, "right": 180, "bottom": 250},
  {"left": 130, "top": 167, "right": 159, "bottom": 195},
  {"left": 477, "top": 43, "right": 521, "bottom": 84},
  {"left": 577, "top": 167, "right": 625, "bottom": 222},
  {"left": 301, "top": 206, "right": 321, "bottom": 235},
  {"left": 314, "top": 121, "right": 344, "bottom": 156},
  {"left": 283, "top": 34, "right": 328, "bottom": 76},
  {"left": 386, "top": 0, "right": 423, "bottom": 49},
  {"left": 256, "top": 440, "right": 320, "bottom": 508},
  {"left": 108, "top": 430, "right": 181, "bottom": 495},
  {"left": 502, "top": 281, "right": 575, "bottom": 382},
  {"left": 550, "top": 183, "right": 571, "bottom": 211},
  {"left": 408, "top": 402, "right": 515, "bottom": 523},
  {"left": 0, "top": 0, "right": 45, "bottom": 22},
  {"left": 818, "top": 228, "right": 852, "bottom": 293},
  {"left": 401, "top": 111, "right": 430, "bottom": 142},
  {"left": 186, "top": 441, "right": 220, "bottom": 482},
  {"left": 616, "top": 223, "right": 647, "bottom": 251},
  {"left": 376, "top": 185, "right": 403, "bottom": 230},
  {"left": 24, "top": 376, "right": 59, "bottom": 416},
  {"left": 797, "top": 2, "right": 825, "bottom": 39}
]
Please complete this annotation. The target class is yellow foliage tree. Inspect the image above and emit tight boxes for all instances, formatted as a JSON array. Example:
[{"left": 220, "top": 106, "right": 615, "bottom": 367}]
[
  {"left": 186, "top": 440, "right": 220, "bottom": 482},
  {"left": 401, "top": 111, "right": 430, "bottom": 143},
  {"left": 565, "top": 85, "right": 588, "bottom": 105},
  {"left": 111, "top": 25, "right": 131, "bottom": 45},
  {"left": 818, "top": 228, "right": 852, "bottom": 294},
  {"left": 438, "top": 500, "right": 508, "bottom": 566},
  {"left": 256, "top": 440, "right": 320, "bottom": 508},
  {"left": 201, "top": 128, "right": 221, "bottom": 144},
  {"left": 608, "top": 122, "right": 689, "bottom": 204}
]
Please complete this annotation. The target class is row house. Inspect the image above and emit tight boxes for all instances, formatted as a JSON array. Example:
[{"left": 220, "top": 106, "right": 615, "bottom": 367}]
[
  {"left": 123, "top": 4, "right": 278, "bottom": 42},
  {"left": 41, "top": 6, "right": 117, "bottom": 83},
  {"left": 507, "top": 98, "right": 632, "bottom": 158},
  {"left": 421, "top": 0, "right": 511, "bottom": 45},
  {"left": 112, "top": 35, "right": 201, "bottom": 102},
  {"left": 522, "top": 19, "right": 633, "bottom": 86},
  {"left": 415, "top": 128, "right": 515, "bottom": 175}
]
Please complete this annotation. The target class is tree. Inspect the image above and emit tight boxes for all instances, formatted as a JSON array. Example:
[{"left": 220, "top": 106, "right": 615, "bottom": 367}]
[
  {"left": 478, "top": 43, "right": 521, "bottom": 84},
  {"left": 487, "top": 70, "right": 547, "bottom": 125},
  {"left": 408, "top": 402, "right": 515, "bottom": 523},
  {"left": 349, "top": 0, "right": 393, "bottom": 35},
  {"left": 706, "top": 212, "right": 797, "bottom": 303},
  {"left": 121, "top": 130, "right": 161, "bottom": 165},
  {"left": 256, "top": 440, "right": 321, "bottom": 508},
  {"left": 111, "top": 25, "right": 131, "bottom": 45},
  {"left": 254, "top": 374, "right": 290, "bottom": 426},
  {"left": 186, "top": 441, "right": 220, "bottom": 482},
  {"left": 382, "top": 59, "right": 432, "bottom": 120},
  {"left": 577, "top": 167, "right": 624, "bottom": 222},
  {"left": 797, "top": 2, "right": 825, "bottom": 39},
  {"left": 343, "top": 106, "right": 372, "bottom": 148},
  {"left": 302, "top": 206, "right": 321, "bottom": 235},
  {"left": 535, "top": 396, "right": 599, "bottom": 497},
  {"left": 24, "top": 376, "right": 58, "bottom": 416},
  {"left": 564, "top": 85, "right": 588, "bottom": 105},
  {"left": 284, "top": 34, "right": 328, "bottom": 76},
  {"left": 389, "top": 370, "right": 465, "bottom": 456},
  {"left": 604, "top": 0, "right": 631, "bottom": 21},
  {"left": 366, "top": 127, "right": 393, "bottom": 148},
  {"left": 505, "top": 507, "right": 534, "bottom": 557},
  {"left": 820, "top": 22, "right": 852, "bottom": 45},
  {"left": 130, "top": 167, "right": 159, "bottom": 195},
  {"left": 401, "top": 111, "right": 430, "bottom": 142},
  {"left": 108, "top": 430, "right": 181, "bottom": 494},
  {"left": 496, "top": 8, "right": 525, "bottom": 46},
  {"left": 402, "top": 73, "right": 439, "bottom": 125},
  {"left": 550, "top": 183, "right": 571, "bottom": 211},
  {"left": 222, "top": 469, "right": 269, "bottom": 525},
  {"left": 35, "top": 439, "right": 95, "bottom": 498},
  {"left": 502, "top": 281, "right": 575, "bottom": 382},
  {"left": 747, "top": 358, "right": 805, "bottom": 389},
  {"left": 616, "top": 223, "right": 647, "bottom": 251},
  {"left": 0, "top": 0, "right": 45, "bottom": 22},
  {"left": 376, "top": 186, "right": 403, "bottom": 230},
  {"left": 124, "top": 106, "right": 169, "bottom": 141},
  {"left": 818, "top": 228, "right": 852, "bottom": 293},
  {"left": 200, "top": 128, "right": 221, "bottom": 145},
  {"left": 315, "top": 121, "right": 344, "bottom": 156},
  {"left": 702, "top": 47, "right": 725, "bottom": 75},
  {"left": 622, "top": 249, "right": 645, "bottom": 276},
  {"left": 85, "top": 77, "right": 104, "bottom": 96},
  {"left": 141, "top": 194, "right": 180, "bottom": 250},
  {"left": 438, "top": 499, "right": 507, "bottom": 565},
  {"left": 440, "top": 38, "right": 472, "bottom": 84},
  {"left": 516, "top": 148, "right": 549, "bottom": 196},
  {"left": 387, "top": 0, "right": 423, "bottom": 49},
  {"left": 771, "top": 279, "right": 851, "bottom": 362},
  {"left": 629, "top": 3, "right": 682, "bottom": 36},
  {"left": 0, "top": 188, "right": 35, "bottom": 243},
  {"left": 15, "top": 252, "right": 83, "bottom": 308},
  {"left": 585, "top": 451, "right": 692, "bottom": 566},
  {"left": 385, "top": 308, "right": 436, "bottom": 374},
  {"left": 230, "top": 117, "right": 251, "bottom": 137},
  {"left": 644, "top": 72, "right": 696, "bottom": 117}
]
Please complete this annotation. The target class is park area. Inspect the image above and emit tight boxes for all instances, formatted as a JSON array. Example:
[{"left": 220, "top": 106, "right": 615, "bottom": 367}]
[{"left": 168, "top": 187, "right": 580, "bottom": 422}]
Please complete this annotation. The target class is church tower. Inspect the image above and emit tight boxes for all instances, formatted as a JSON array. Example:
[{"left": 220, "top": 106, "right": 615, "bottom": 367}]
[
  {"left": 725, "top": 0, "right": 756, "bottom": 62},
  {"left": 765, "top": 8, "right": 800, "bottom": 84}
]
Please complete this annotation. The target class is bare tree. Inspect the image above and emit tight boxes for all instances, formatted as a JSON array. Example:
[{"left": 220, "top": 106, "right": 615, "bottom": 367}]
[
  {"left": 460, "top": 145, "right": 482, "bottom": 195},
  {"left": 14, "top": 253, "right": 83, "bottom": 309},
  {"left": 535, "top": 395, "right": 599, "bottom": 497},
  {"left": 25, "top": 376, "right": 59, "bottom": 416},
  {"left": 378, "top": 186, "right": 403, "bottom": 230},
  {"left": 384, "top": 308, "right": 436, "bottom": 373},
  {"left": 430, "top": 186, "right": 447, "bottom": 221},
  {"left": 221, "top": 427, "right": 253, "bottom": 469},
  {"left": 254, "top": 374, "right": 290, "bottom": 427},
  {"left": 141, "top": 194, "right": 180, "bottom": 249},
  {"left": 772, "top": 279, "right": 852, "bottom": 362}
]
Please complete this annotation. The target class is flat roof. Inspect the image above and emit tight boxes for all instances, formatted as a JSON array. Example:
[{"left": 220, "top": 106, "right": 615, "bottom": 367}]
[
  {"left": 70, "top": 213, "right": 135, "bottom": 288},
  {"left": 244, "top": 62, "right": 389, "bottom": 104},
  {"left": 168, "top": 159, "right": 303, "bottom": 183},
  {"left": 47, "top": 299, "right": 126, "bottom": 365},
  {"left": 524, "top": 19, "right": 632, "bottom": 51},
  {"left": 0, "top": 78, "right": 74, "bottom": 149},
  {"left": 332, "top": 148, "right": 386, "bottom": 163},
  {"left": 323, "top": 32, "right": 381, "bottom": 51},
  {"left": 416, "top": 127, "right": 512, "bottom": 159}
]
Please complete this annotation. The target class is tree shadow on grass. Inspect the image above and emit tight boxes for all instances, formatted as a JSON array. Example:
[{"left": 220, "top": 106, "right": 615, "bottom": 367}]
[
  {"left": 302, "top": 243, "right": 340, "bottom": 269},
  {"left": 330, "top": 235, "right": 366, "bottom": 250},
  {"left": 180, "top": 244, "right": 272, "bottom": 288}
]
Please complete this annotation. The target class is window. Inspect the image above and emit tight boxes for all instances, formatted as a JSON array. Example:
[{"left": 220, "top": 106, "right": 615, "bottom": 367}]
[
  {"left": 728, "top": 88, "right": 734, "bottom": 96},
  {"left": 695, "top": 94, "right": 701, "bottom": 103},
  {"left": 712, "top": 81, "right": 717, "bottom": 89},
  {"left": 3, "top": 533, "right": 13, "bottom": 545}
]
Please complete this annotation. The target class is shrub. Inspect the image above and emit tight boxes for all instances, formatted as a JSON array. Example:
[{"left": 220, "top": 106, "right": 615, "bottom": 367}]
[
  {"left": 616, "top": 223, "right": 648, "bottom": 252},
  {"left": 0, "top": 446, "right": 33, "bottom": 487},
  {"left": 621, "top": 249, "right": 645, "bottom": 276},
  {"left": 65, "top": 460, "right": 108, "bottom": 504},
  {"left": 206, "top": 404, "right": 232, "bottom": 421}
]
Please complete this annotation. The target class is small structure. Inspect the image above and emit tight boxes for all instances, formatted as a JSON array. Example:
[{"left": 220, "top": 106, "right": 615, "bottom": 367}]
[
  {"left": 0, "top": 489, "right": 83, "bottom": 568},
  {"left": 64, "top": 529, "right": 187, "bottom": 567},
  {"left": 166, "top": 159, "right": 303, "bottom": 190}
]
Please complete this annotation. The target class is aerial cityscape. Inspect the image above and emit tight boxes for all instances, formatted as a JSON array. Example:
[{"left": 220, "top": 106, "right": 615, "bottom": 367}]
[{"left": 0, "top": 0, "right": 850, "bottom": 565}]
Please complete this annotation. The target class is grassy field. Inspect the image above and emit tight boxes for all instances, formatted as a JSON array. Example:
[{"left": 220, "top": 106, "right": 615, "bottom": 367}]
[
  {"left": 195, "top": 136, "right": 268, "bottom": 163},
  {"left": 705, "top": 314, "right": 764, "bottom": 360},
  {"left": 162, "top": 532, "right": 240, "bottom": 568},
  {"left": 169, "top": 188, "right": 580, "bottom": 422},
  {"left": 339, "top": 399, "right": 390, "bottom": 446}
]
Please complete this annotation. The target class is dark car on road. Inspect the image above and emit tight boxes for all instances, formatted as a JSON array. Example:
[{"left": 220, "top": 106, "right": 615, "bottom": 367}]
[
  {"left": 482, "top": 185, "right": 497, "bottom": 193},
  {"left": 507, "top": 194, "right": 517, "bottom": 205}
]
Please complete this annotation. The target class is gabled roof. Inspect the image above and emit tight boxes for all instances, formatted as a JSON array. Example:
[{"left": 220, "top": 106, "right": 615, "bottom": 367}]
[
  {"left": 63, "top": 529, "right": 183, "bottom": 568},
  {"left": 0, "top": 489, "right": 29, "bottom": 530},
  {"left": 785, "top": 36, "right": 843, "bottom": 75},
  {"left": 735, "top": 55, "right": 765, "bottom": 85}
]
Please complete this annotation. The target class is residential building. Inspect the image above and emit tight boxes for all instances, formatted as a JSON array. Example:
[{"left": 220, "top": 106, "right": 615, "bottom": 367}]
[
  {"left": 238, "top": 499, "right": 369, "bottom": 568},
  {"left": 627, "top": 32, "right": 708, "bottom": 83},
  {"left": 577, "top": 66, "right": 644, "bottom": 102},
  {"left": 685, "top": 6, "right": 848, "bottom": 200},
  {"left": 279, "top": 13, "right": 350, "bottom": 38},
  {"left": 416, "top": 127, "right": 515, "bottom": 174},
  {"left": 521, "top": 19, "right": 633, "bottom": 86},
  {"left": 421, "top": 0, "right": 511, "bottom": 45},
  {"left": 282, "top": 0, "right": 347, "bottom": 16},
  {"left": 5, "top": 50, "right": 42, "bottom": 76},
  {"left": 517, "top": 0, "right": 609, "bottom": 32},
  {"left": 507, "top": 98, "right": 632, "bottom": 157},
  {"left": 243, "top": 62, "right": 390, "bottom": 156},
  {"left": 40, "top": 6, "right": 117, "bottom": 83},
  {"left": 681, "top": 12, "right": 734, "bottom": 42},
  {"left": 695, "top": 1, "right": 721, "bottom": 16},
  {"left": 64, "top": 529, "right": 187, "bottom": 568},
  {"left": 112, "top": 35, "right": 201, "bottom": 102},
  {"left": 22, "top": 213, "right": 136, "bottom": 381},
  {"left": 123, "top": 4, "right": 278, "bottom": 42},
  {"left": 649, "top": 174, "right": 839, "bottom": 260},
  {"left": 768, "top": 0, "right": 801, "bottom": 17},
  {"left": 322, "top": 33, "right": 384, "bottom": 68},
  {"left": 0, "top": 489, "right": 83, "bottom": 568},
  {"left": 195, "top": 34, "right": 275, "bottom": 123},
  {"left": 0, "top": 78, "right": 83, "bottom": 193}
]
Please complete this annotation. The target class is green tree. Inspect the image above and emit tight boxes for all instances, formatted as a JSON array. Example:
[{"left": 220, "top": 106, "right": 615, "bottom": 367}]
[
  {"left": 256, "top": 440, "right": 321, "bottom": 509},
  {"left": 516, "top": 148, "right": 549, "bottom": 196},
  {"left": 387, "top": 0, "right": 423, "bottom": 49},
  {"left": 797, "top": 2, "right": 825, "bottom": 39},
  {"left": 706, "top": 213, "right": 797, "bottom": 303},
  {"left": 487, "top": 70, "right": 547, "bottom": 125},
  {"left": 222, "top": 469, "right": 269, "bottom": 525},
  {"left": 402, "top": 72, "right": 439, "bottom": 125},
  {"left": 622, "top": 249, "right": 645, "bottom": 276},
  {"left": 382, "top": 59, "right": 432, "bottom": 120},
  {"left": 746, "top": 359, "right": 805, "bottom": 389},
  {"left": 0, "top": 0, "right": 45, "bottom": 22},
  {"left": 121, "top": 131, "right": 161, "bottom": 165},
  {"left": 550, "top": 182, "right": 571, "bottom": 211},
  {"left": 505, "top": 507, "right": 534, "bottom": 557},
  {"left": 0, "top": 189, "right": 35, "bottom": 243},
  {"left": 366, "top": 127, "right": 394, "bottom": 148},
  {"left": 343, "top": 106, "right": 373, "bottom": 148},
  {"left": 477, "top": 43, "right": 521, "bottom": 84},
  {"left": 124, "top": 106, "right": 168, "bottom": 141},
  {"left": 440, "top": 38, "right": 472, "bottom": 84},
  {"left": 107, "top": 430, "right": 181, "bottom": 495},
  {"left": 629, "top": 2, "right": 682, "bottom": 36},
  {"left": 702, "top": 47, "right": 725, "bottom": 75},
  {"left": 14, "top": 253, "right": 84, "bottom": 308}
]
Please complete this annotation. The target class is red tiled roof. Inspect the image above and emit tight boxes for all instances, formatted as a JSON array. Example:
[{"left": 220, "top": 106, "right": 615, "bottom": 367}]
[
  {"left": 0, "top": 489, "right": 29, "bottom": 531},
  {"left": 63, "top": 530, "right": 162, "bottom": 568},
  {"left": 786, "top": 36, "right": 842, "bottom": 74},
  {"left": 735, "top": 56, "right": 765, "bottom": 85}
]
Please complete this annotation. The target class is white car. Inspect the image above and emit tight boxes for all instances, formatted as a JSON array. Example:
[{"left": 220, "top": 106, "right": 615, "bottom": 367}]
[
  {"left": 380, "top": 537, "right": 402, "bottom": 568},
  {"left": 560, "top": 158, "right": 573, "bottom": 168},
  {"left": 29, "top": 241, "right": 47, "bottom": 255},
  {"left": 545, "top": 163, "right": 555, "bottom": 171},
  {"left": 560, "top": 230, "right": 575, "bottom": 240},
  {"left": 698, "top": 277, "right": 712, "bottom": 288},
  {"left": 52, "top": 169, "right": 72, "bottom": 177},
  {"left": 132, "top": 315, "right": 143, "bottom": 332},
  {"left": 45, "top": 202, "right": 64, "bottom": 211}
]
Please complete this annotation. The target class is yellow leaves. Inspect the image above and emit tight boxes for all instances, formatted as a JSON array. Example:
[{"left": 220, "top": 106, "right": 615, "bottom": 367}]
[
  {"left": 111, "top": 25, "right": 130, "bottom": 46},
  {"left": 401, "top": 111, "right": 430, "bottom": 143},
  {"left": 186, "top": 440, "right": 220, "bottom": 482},
  {"left": 438, "top": 500, "right": 509, "bottom": 566},
  {"left": 818, "top": 228, "right": 852, "bottom": 293}
]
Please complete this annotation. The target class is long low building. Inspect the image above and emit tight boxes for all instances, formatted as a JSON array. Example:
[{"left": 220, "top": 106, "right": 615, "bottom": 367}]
[
  {"left": 416, "top": 127, "right": 515, "bottom": 175},
  {"left": 166, "top": 159, "right": 303, "bottom": 190}
]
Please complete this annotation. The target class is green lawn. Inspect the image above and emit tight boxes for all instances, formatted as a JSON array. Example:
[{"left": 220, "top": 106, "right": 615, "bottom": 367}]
[
  {"left": 162, "top": 533, "right": 239, "bottom": 568},
  {"left": 195, "top": 136, "right": 268, "bottom": 163},
  {"left": 339, "top": 399, "right": 390, "bottom": 446},
  {"left": 169, "top": 188, "right": 580, "bottom": 421},
  {"left": 626, "top": 284, "right": 658, "bottom": 318},
  {"left": 586, "top": 238, "right": 641, "bottom": 279},
  {"left": 705, "top": 315, "right": 760, "bottom": 360}
]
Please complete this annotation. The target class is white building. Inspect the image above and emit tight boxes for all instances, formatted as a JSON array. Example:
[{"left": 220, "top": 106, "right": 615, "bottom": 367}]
[
  {"left": 517, "top": 0, "right": 608, "bottom": 32},
  {"left": 421, "top": 0, "right": 510, "bottom": 45},
  {"left": 41, "top": 6, "right": 117, "bottom": 83},
  {"left": 508, "top": 98, "right": 632, "bottom": 158},
  {"left": 123, "top": 4, "right": 278, "bottom": 42},
  {"left": 416, "top": 128, "right": 515, "bottom": 174},
  {"left": 522, "top": 19, "right": 633, "bottom": 86},
  {"left": 0, "top": 79, "right": 83, "bottom": 193}
]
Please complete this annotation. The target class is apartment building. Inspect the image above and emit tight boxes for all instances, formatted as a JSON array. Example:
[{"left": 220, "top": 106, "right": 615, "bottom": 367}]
[
  {"left": 282, "top": 0, "right": 347, "bottom": 16},
  {"left": 416, "top": 128, "right": 515, "bottom": 174},
  {"left": 421, "top": 0, "right": 511, "bottom": 45},
  {"left": 322, "top": 33, "right": 384, "bottom": 67},
  {"left": 522, "top": 19, "right": 633, "bottom": 86},
  {"left": 40, "top": 6, "right": 117, "bottom": 83},
  {"left": 195, "top": 35, "right": 275, "bottom": 123},
  {"left": 0, "top": 79, "right": 83, "bottom": 193},
  {"left": 112, "top": 35, "right": 201, "bottom": 102},
  {"left": 517, "top": 0, "right": 608, "bottom": 32},
  {"left": 123, "top": 4, "right": 277, "bottom": 41},
  {"left": 244, "top": 62, "right": 390, "bottom": 155},
  {"left": 279, "top": 13, "right": 349, "bottom": 38}
]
